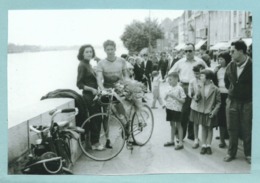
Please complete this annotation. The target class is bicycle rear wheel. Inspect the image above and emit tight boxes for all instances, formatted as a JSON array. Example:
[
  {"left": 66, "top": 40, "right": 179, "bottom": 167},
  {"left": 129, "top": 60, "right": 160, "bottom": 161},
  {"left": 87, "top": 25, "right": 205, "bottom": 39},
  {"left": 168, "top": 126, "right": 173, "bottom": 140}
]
[
  {"left": 79, "top": 113, "right": 125, "bottom": 161},
  {"left": 131, "top": 104, "right": 154, "bottom": 146}
]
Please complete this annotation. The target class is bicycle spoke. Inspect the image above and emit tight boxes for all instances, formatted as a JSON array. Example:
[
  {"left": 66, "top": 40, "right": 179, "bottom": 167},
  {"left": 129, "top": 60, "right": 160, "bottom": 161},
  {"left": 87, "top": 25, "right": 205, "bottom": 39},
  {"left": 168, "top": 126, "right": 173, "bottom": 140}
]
[{"left": 131, "top": 105, "right": 154, "bottom": 146}]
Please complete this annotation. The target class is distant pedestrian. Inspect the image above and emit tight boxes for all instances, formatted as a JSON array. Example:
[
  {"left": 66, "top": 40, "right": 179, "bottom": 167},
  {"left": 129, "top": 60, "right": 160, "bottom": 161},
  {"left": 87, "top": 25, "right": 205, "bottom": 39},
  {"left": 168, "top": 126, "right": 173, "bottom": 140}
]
[
  {"left": 141, "top": 53, "right": 153, "bottom": 92},
  {"left": 134, "top": 56, "right": 146, "bottom": 84},
  {"left": 192, "top": 69, "right": 221, "bottom": 155},
  {"left": 200, "top": 45, "right": 211, "bottom": 67},
  {"left": 151, "top": 71, "right": 164, "bottom": 109},
  {"left": 164, "top": 72, "right": 186, "bottom": 150},
  {"left": 223, "top": 40, "right": 252, "bottom": 164},
  {"left": 158, "top": 52, "right": 169, "bottom": 80}
]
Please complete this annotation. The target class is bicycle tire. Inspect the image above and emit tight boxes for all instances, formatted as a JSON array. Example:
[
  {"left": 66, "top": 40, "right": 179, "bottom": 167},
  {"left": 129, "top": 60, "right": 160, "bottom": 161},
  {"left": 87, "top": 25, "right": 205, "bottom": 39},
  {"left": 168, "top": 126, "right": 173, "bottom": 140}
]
[
  {"left": 131, "top": 104, "right": 154, "bottom": 146},
  {"left": 79, "top": 113, "right": 126, "bottom": 161}
]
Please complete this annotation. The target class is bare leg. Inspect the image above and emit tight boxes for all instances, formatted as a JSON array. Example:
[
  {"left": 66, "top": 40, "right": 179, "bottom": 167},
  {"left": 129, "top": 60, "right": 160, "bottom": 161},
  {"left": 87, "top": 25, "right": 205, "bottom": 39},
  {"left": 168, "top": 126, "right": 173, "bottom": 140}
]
[
  {"left": 176, "top": 121, "right": 183, "bottom": 145},
  {"left": 206, "top": 127, "right": 213, "bottom": 146},
  {"left": 170, "top": 121, "right": 176, "bottom": 143},
  {"left": 201, "top": 125, "right": 207, "bottom": 146},
  {"left": 194, "top": 124, "right": 199, "bottom": 143}
]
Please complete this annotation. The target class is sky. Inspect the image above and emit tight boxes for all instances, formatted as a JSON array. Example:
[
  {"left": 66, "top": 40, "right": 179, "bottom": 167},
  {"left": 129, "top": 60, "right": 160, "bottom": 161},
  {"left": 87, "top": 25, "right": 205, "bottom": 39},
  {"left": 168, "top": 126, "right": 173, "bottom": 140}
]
[{"left": 8, "top": 9, "right": 183, "bottom": 48}]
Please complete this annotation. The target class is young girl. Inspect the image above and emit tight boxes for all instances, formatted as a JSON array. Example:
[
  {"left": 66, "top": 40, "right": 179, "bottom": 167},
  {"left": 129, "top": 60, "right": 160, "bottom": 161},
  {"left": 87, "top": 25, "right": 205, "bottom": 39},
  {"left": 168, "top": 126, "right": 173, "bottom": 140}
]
[
  {"left": 151, "top": 71, "right": 164, "bottom": 109},
  {"left": 189, "top": 64, "right": 205, "bottom": 149},
  {"left": 164, "top": 72, "right": 186, "bottom": 150},
  {"left": 214, "top": 51, "right": 231, "bottom": 148},
  {"left": 193, "top": 69, "right": 221, "bottom": 155}
]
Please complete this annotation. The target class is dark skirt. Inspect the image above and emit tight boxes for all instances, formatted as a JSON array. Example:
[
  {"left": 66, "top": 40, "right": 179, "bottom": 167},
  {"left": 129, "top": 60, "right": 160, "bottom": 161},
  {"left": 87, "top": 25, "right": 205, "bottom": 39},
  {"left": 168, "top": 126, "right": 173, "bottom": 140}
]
[
  {"left": 166, "top": 108, "right": 181, "bottom": 122},
  {"left": 217, "top": 93, "right": 228, "bottom": 127},
  {"left": 190, "top": 110, "right": 217, "bottom": 127}
]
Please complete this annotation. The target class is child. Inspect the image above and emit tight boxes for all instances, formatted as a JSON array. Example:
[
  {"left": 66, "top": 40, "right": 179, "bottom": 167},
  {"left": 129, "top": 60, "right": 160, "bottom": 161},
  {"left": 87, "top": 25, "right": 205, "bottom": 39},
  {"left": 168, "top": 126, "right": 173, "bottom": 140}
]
[
  {"left": 164, "top": 72, "right": 186, "bottom": 150},
  {"left": 189, "top": 64, "right": 205, "bottom": 149},
  {"left": 151, "top": 71, "right": 164, "bottom": 109},
  {"left": 192, "top": 69, "right": 221, "bottom": 155}
]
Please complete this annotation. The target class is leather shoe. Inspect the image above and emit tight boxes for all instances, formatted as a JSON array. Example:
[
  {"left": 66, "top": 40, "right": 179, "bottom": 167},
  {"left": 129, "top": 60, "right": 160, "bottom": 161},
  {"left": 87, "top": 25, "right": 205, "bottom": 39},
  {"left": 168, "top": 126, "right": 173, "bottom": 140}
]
[
  {"left": 105, "top": 139, "right": 112, "bottom": 149},
  {"left": 245, "top": 156, "right": 251, "bottom": 164},
  {"left": 219, "top": 143, "right": 226, "bottom": 148},
  {"left": 192, "top": 143, "right": 199, "bottom": 149},
  {"left": 200, "top": 147, "right": 207, "bottom": 154},
  {"left": 206, "top": 147, "right": 212, "bottom": 155},
  {"left": 175, "top": 145, "right": 184, "bottom": 150},
  {"left": 223, "top": 155, "right": 235, "bottom": 162},
  {"left": 164, "top": 142, "right": 175, "bottom": 147}
]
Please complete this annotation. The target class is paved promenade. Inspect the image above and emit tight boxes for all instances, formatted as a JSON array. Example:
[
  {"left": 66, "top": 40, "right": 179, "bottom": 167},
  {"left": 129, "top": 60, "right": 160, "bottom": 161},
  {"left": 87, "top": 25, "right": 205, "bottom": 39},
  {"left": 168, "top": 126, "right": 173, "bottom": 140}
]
[{"left": 72, "top": 65, "right": 251, "bottom": 174}]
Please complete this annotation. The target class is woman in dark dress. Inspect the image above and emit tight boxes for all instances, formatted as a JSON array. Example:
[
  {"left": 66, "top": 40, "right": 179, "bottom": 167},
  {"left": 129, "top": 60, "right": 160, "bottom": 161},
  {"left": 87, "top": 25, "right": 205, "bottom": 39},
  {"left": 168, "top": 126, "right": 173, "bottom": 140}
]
[{"left": 76, "top": 44, "right": 104, "bottom": 151}]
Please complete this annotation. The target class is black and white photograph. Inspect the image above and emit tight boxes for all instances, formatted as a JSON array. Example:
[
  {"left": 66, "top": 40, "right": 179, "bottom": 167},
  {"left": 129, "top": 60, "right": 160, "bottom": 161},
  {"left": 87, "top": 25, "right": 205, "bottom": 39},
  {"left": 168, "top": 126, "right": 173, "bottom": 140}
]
[{"left": 7, "top": 9, "right": 252, "bottom": 175}]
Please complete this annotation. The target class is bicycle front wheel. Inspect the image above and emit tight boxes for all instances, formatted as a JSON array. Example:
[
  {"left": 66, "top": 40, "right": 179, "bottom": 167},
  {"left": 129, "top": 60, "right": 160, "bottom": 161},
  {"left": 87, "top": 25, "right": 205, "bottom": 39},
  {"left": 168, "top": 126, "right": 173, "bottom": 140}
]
[
  {"left": 131, "top": 104, "right": 154, "bottom": 146},
  {"left": 79, "top": 113, "right": 125, "bottom": 161}
]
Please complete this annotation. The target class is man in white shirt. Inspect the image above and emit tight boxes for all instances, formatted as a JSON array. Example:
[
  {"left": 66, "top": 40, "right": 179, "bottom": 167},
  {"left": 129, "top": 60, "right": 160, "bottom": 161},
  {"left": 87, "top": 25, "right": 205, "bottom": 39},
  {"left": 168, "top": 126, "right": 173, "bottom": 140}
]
[{"left": 168, "top": 43, "right": 207, "bottom": 140}]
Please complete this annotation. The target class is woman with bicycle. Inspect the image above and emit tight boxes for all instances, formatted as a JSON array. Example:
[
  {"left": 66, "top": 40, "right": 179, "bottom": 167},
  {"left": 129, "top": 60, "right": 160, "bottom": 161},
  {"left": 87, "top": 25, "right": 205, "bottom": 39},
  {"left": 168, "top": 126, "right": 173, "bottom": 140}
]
[
  {"left": 77, "top": 44, "right": 104, "bottom": 151},
  {"left": 78, "top": 40, "right": 154, "bottom": 160}
]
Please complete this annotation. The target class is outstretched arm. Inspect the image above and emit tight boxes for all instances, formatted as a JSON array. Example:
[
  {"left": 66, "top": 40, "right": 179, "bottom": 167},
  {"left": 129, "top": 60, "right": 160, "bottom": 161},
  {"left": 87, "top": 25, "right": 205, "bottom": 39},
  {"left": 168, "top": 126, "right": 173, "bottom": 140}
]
[{"left": 96, "top": 71, "right": 105, "bottom": 90}]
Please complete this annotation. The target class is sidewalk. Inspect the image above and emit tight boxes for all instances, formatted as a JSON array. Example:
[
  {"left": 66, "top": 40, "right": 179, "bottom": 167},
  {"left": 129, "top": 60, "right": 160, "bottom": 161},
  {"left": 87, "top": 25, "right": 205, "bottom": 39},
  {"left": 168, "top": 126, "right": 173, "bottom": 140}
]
[{"left": 72, "top": 80, "right": 250, "bottom": 175}]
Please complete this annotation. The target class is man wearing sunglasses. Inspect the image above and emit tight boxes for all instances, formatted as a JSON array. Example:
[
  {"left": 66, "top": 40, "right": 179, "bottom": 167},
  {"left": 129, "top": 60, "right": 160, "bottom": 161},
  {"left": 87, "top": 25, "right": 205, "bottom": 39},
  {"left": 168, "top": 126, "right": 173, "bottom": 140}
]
[
  {"left": 224, "top": 40, "right": 252, "bottom": 164},
  {"left": 168, "top": 43, "right": 207, "bottom": 141}
]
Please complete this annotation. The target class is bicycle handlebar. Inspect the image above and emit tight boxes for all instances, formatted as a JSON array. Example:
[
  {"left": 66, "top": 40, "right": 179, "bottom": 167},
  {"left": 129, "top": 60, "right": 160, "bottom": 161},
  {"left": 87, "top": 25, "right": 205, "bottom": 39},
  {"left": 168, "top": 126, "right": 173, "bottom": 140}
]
[
  {"left": 61, "top": 108, "right": 78, "bottom": 114},
  {"left": 49, "top": 108, "right": 79, "bottom": 116},
  {"left": 29, "top": 125, "right": 49, "bottom": 134}
]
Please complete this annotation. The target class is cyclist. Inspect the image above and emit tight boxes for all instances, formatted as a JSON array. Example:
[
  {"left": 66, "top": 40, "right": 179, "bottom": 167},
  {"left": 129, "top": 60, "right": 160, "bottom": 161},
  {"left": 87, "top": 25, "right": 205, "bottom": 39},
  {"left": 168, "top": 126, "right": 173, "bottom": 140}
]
[{"left": 96, "top": 40, "right": 129, "bottom": 148}]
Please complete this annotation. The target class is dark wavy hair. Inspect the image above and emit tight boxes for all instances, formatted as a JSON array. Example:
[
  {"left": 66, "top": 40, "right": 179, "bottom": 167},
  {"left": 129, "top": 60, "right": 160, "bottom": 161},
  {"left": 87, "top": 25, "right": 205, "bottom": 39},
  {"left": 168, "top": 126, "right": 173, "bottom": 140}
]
[
  {"left": 231, "top": 40, "right": 247, "bottom": 54},
  {"left": 218, "top": 51, "right": 232, "bottom": 65},
  {"left": 200, "top": 69, "right": 215, "bottom": 81},
  {"left": 77, "top": 44, "right": 95, "bottom": 61},
  {"left": 193, "top": 64, "right": 206, "bottom": 72}
]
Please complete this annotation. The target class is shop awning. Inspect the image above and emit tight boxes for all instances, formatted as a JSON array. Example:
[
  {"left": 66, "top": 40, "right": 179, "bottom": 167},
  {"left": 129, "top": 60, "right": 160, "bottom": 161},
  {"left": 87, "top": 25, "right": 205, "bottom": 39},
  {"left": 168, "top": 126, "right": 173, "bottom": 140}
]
[
  {"left": 242, "top": 38, "right": 252, "bottom": 47},
  {"left": 210, "top": 42, "right": 230, "bottom": 50},
  {"left": 195, "top": 40, "right": 207, "bottom": 50},
  {"left": 175, "top": 43, "right": 186, "bottom": 50}
]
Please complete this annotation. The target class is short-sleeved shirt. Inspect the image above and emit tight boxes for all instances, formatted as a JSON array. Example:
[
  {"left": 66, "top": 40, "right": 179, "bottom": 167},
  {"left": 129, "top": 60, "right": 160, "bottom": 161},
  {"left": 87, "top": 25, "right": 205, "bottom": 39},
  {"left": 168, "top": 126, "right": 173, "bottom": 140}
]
[
  {"left": 96, "top": 57, "right": 127, "bottom": 88},
  {"left": 168, "top": 57, "right": 207, "bottom": 83},
  {"left": 165, "top": 85, "right": 186, "bottom": 111}
]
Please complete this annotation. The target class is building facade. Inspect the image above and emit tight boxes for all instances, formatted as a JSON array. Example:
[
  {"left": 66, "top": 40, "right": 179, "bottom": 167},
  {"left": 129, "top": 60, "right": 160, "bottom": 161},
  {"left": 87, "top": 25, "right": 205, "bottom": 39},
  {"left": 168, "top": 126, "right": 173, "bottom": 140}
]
[{"left": 157, "top": 10, "right": 252, "bottom": 51}]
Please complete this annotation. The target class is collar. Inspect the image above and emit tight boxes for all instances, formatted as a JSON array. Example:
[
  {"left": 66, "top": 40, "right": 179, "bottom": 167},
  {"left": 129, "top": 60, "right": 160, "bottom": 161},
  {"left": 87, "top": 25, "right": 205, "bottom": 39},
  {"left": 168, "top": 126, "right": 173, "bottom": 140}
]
[
  {"left": 185, "top": 58, "right": 196, "bottom": 62},
  {"left": 237, "top": 56, "right": 248, "bottom": 69},
  {"left": 106, "top": 57, "right": 117, "bottom": 62}
]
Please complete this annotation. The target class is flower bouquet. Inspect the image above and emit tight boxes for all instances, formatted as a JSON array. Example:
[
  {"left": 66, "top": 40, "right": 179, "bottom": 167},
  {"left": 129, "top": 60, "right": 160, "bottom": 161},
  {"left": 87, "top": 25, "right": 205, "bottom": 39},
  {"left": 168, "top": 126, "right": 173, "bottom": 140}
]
[{"left": 115, "top": 79, "right": 146, "bottom": 112}]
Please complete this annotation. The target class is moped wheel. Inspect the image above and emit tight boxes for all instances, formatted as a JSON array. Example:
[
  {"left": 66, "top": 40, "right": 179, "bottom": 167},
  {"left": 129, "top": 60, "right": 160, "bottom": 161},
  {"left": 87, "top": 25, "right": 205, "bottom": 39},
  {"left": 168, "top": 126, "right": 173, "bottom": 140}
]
[{"left": 79, "top": 113, "right": 125, "bottom": 161}]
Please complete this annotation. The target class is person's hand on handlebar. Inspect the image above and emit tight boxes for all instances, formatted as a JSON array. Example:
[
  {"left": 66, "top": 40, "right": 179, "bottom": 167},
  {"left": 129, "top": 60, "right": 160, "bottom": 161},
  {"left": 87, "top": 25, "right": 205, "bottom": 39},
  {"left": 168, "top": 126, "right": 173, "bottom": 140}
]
[{"left": 91, "top": 88, "right": 98, "bottom": 95}]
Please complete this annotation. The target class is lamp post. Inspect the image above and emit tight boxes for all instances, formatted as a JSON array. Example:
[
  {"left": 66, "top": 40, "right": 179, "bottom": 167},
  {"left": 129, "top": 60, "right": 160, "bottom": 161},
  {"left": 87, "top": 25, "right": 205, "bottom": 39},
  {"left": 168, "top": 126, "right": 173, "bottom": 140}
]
[{"left": 207, "top": 11, "right": 211, "bottom": 50}]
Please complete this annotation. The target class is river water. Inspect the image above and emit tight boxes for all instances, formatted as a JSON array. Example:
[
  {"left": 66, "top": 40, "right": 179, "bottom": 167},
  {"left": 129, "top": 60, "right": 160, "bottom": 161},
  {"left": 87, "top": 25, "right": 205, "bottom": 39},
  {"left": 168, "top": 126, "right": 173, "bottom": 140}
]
[{"left": 8, "top": 47, "right": 128, "bottom": 113}]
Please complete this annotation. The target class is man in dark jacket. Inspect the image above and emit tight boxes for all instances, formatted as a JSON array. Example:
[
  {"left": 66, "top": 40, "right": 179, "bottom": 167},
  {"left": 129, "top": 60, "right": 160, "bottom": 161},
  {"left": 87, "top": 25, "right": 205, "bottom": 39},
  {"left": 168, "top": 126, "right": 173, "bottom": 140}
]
[
  {"left": 134, "top": 56, "right": 146, "bottom": 83},
  {"left": 158, "top": 52, "right": 169, "bottom": 80},
  {"left": 224, "top": 40, "right": 252, "bottom": 164},
  {"left": 141, "top": 53, "right": 153, "bottom": 92}
]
